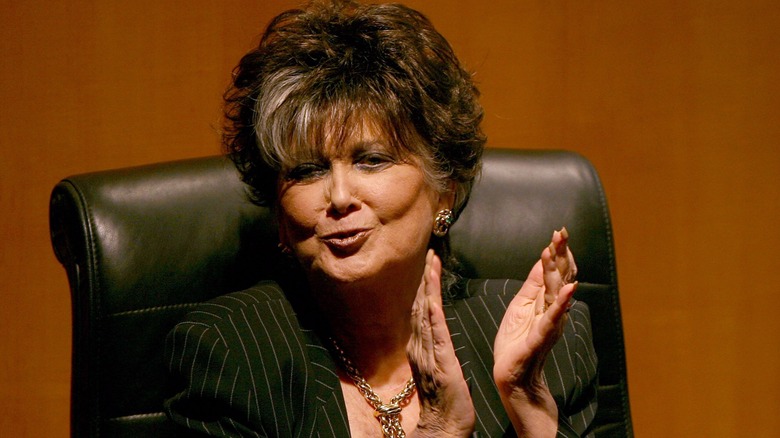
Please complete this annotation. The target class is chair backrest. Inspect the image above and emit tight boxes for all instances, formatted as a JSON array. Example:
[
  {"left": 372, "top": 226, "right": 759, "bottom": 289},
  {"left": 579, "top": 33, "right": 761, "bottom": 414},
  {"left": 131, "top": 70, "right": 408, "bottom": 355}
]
[{"left": 50, "top": 149, "right": 632, "bottom": 437}]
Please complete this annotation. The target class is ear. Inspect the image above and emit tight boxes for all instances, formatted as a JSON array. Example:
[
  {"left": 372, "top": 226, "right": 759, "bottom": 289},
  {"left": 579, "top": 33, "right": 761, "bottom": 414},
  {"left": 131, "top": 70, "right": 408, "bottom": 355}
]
[{"left": 436, "top": 181, "right": 457, "bottom": 211}]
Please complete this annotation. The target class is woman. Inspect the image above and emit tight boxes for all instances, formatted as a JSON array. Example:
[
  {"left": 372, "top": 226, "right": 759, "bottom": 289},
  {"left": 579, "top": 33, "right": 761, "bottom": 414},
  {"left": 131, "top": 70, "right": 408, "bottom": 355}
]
[{"left": 165, "top": 1, "right": 597, "bottom": 436}]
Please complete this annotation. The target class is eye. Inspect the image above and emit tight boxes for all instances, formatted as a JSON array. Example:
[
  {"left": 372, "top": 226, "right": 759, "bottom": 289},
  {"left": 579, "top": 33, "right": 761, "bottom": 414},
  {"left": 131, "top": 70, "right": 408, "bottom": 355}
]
[
  {"left": 284, "top": 162, "right": 328, "bottom": 181},
  {"left": 355, "top": 152, "right": 395, "bottom": 171}
]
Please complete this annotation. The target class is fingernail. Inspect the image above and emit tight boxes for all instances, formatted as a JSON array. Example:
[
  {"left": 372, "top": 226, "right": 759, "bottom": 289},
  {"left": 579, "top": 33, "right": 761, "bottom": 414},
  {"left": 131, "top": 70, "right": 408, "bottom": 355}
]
[
  {"left": 548, "top": 242, "right": 556, "bottom": 258},
  {"left": 560, "top": 227, "right": 569, "bottom": 240}
]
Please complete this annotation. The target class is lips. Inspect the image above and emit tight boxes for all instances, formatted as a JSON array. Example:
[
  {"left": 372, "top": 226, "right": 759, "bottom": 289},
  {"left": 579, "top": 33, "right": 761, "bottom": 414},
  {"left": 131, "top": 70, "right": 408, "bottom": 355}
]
[{"left": 320, "top": 228, "right": 371, "bottom": 253}]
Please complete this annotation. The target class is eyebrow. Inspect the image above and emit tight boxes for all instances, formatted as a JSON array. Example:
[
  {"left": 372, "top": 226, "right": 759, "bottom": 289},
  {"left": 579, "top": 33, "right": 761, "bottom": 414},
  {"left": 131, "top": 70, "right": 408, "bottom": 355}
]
[
  {"left": 348, "top": 140, "right": 386, "bottom": 153},
  {"left": 320, "top": 139, "right": 388, "bottom": 160}
]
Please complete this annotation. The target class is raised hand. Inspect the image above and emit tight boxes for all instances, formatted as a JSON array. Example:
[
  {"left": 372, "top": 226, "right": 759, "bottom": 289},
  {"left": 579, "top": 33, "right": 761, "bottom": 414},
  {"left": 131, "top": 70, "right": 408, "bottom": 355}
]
[
  {"left": 407, "top": 250, "right": 475, "bottom": 437},
  {"left": 492, "top": 228, "right": 578, "bottom": 436}
]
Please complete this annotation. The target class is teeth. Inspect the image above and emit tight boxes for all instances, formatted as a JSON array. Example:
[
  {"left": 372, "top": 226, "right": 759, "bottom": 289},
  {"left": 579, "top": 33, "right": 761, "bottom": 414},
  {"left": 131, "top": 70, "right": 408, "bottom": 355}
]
[{"left": 330, "top": 232, "right": 361, "bottom": 241}]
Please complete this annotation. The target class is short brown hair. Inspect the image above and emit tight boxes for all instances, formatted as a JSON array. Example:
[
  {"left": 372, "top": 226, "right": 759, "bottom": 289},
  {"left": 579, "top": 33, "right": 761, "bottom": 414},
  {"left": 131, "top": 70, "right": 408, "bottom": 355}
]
[{"left": 223, "top": 0, "right": 485, "bottom": 219}]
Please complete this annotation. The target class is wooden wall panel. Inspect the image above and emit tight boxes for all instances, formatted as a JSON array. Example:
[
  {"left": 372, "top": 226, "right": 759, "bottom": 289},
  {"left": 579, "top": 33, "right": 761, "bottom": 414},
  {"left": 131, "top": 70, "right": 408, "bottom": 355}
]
[{"left": 2, "top": 0, "right": 778, "bottom": 436}]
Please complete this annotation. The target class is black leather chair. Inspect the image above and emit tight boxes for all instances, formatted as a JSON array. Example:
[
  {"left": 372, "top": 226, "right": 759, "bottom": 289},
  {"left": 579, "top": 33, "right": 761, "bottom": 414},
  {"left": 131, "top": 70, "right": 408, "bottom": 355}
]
[{"left": 50, "top": 149, "right": 632, "bottom": 437}]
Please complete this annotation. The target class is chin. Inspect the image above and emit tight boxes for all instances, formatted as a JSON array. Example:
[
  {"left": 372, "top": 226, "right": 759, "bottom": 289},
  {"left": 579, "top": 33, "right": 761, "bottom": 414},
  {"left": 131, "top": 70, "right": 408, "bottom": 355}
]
[{"left": 310, "top": 254, "right": 378, "bottom": 286}]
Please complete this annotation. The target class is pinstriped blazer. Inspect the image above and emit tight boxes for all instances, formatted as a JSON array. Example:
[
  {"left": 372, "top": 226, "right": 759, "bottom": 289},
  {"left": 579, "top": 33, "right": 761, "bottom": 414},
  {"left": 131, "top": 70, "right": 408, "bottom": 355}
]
[{"left": 164, "top": 279, "right": 597, "bottom": 437}]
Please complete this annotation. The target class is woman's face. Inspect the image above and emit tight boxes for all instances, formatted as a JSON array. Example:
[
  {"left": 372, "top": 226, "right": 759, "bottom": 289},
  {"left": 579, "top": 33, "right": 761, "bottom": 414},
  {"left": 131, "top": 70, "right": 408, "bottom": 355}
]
[{"left": 276, "top": 125, "right": 450, "bottom": 288}]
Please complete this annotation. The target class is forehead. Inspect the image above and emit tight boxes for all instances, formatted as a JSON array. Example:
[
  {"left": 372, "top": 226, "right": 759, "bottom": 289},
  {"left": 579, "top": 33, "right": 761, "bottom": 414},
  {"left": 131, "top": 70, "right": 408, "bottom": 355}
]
[
  {"left": 286, "top": 111, "right": 406, "bottom": 162},
  {"left": 322, "top": 119, "right": 389, "bottom": 153}
]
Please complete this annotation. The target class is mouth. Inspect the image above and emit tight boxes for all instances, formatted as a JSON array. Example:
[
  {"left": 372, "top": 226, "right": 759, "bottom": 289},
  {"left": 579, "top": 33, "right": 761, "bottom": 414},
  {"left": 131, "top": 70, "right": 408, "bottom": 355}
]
[{"left": 320, "top": 228, "right": 371, "bottom": 253}]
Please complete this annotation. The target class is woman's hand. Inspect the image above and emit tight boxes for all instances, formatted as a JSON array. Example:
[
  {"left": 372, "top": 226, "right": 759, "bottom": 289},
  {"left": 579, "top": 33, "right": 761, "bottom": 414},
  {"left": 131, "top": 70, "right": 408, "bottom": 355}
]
[
  {"left": 493, "top": 228, "right": 578, "bottom": 437},
  {"left": 407, "top": 250, "right": 475, "bottom": 437}
]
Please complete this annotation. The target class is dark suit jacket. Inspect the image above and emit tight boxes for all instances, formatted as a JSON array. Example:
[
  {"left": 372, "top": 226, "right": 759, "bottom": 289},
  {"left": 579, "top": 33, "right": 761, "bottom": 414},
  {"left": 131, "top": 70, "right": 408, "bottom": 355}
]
[{"left": 165, "top": 279, "right": 597, "bottom": 437}]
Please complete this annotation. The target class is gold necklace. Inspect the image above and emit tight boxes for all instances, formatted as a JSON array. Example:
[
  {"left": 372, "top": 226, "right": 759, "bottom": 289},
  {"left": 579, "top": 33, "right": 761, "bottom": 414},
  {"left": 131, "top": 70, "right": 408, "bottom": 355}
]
[{"left": 329, "top": 338, "right": 417, "bottom": 438}]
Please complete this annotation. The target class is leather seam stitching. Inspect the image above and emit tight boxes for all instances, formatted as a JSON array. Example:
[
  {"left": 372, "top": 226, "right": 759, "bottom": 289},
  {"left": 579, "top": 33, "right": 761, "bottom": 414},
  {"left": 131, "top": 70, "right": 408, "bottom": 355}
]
[
  {"left": 590, "top": 158, "right": 633, "bottom": 435},
  {"left": 105, "top": 302, "right": 203, "bottom": 318}
]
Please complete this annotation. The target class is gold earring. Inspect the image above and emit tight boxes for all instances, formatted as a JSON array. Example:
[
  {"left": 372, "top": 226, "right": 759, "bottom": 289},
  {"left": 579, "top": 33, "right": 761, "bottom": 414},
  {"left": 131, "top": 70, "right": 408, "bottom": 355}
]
[{"left": 432, "top": 209, "right": 454, "bottom": 237}]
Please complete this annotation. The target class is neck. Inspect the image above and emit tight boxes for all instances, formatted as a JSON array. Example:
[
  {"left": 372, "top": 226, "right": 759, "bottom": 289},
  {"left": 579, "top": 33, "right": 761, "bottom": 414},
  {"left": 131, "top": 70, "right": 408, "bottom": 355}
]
[{"left": 309, "top": 267, "right": 422, "bottom": 385}]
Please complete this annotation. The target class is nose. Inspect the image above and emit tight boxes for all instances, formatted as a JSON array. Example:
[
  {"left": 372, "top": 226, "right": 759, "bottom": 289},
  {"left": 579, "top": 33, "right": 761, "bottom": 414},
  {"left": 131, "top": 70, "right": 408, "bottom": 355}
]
[{"left": 325, "top": 164, "right": 359, "bottom": 215}]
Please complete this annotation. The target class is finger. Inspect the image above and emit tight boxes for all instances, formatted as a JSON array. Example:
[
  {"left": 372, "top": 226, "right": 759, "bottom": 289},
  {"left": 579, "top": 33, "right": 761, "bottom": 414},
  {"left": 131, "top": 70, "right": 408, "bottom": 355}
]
[
  {"left": 542, "top": 242, "right": 564, "bottom": 307},
  {"left": 552, "top": 228, "right": 569, "bottom": 275},
  {"left": 424, "top": 253, "right": 451, "bottom": 356},
  {"left": 411, "top": 253, "right": 429, "bottom": 331},
  {"left": 526, "top": 256, "right": 546, "bottom": 287},
  {"left": 408, "top": 252, "right": 433, "bottom": 368},
  {"left": 425, "top": 251, "right": 443, "bottom": 306},
  {"left": 420, "top": 253, "right": 435, "bottom": 360},
  {"left": 547, "top": 281, "right": 576, "bottom": 322},
  {"left": 531, "top": 282, "right": 577, "bottom": 348},
  {"left": 552, "top": 228, "right": 577, "bottom": 283},
  {"left": 424, "top": 255, "right": 456, "bottom": 365}
]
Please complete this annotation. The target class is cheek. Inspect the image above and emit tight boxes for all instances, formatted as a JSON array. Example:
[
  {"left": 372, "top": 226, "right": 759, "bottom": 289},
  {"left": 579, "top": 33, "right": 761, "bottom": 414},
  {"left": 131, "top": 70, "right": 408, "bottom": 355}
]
[
  {"left": 277, "top": 188, "right": 321, "bottom": 240},
  {"left": 377, "top": 176, "right": 439, "bottom": 228}
]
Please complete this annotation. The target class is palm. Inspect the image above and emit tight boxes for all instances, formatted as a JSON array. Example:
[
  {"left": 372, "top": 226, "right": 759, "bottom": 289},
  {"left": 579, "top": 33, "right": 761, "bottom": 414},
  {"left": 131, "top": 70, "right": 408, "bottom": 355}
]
[
  {"left": 493, "top": 229, "right": 577, "bottom": 389},
  {"left": 407, "top": 250, "right": 475, "bottom": 437}
]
